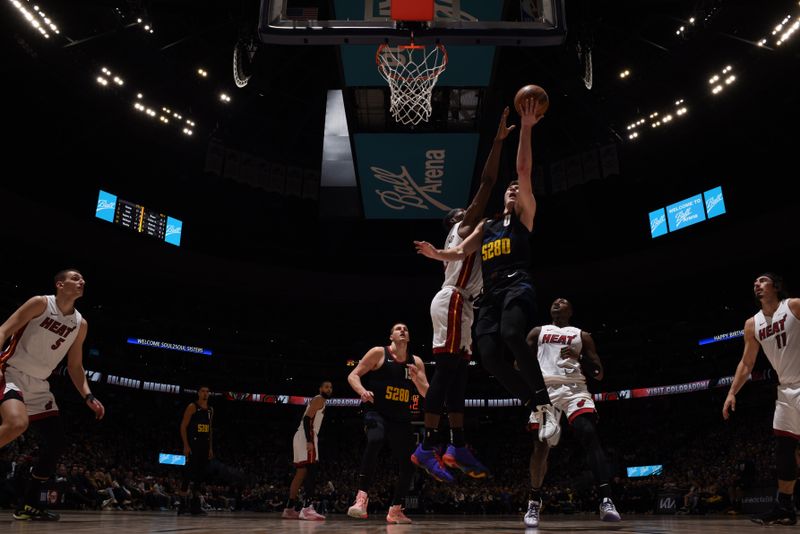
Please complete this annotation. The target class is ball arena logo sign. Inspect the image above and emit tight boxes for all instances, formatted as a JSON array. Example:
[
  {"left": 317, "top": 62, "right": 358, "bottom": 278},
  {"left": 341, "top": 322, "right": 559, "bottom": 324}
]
[
  {"left": 369, "top": 152, "right": 451, "bottom": 212},
  {"left": 356, "top": 134, "right": 479, "bottom": 219}
]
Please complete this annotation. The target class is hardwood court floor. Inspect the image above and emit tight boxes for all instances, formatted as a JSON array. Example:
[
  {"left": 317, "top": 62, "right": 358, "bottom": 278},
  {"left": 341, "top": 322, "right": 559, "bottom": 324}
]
[{"left": 0, "top": 511, "right": 772, "bottom": 533}]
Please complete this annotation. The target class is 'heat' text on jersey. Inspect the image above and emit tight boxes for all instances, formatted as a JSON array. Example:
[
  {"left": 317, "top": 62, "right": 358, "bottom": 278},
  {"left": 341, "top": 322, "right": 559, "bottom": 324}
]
[
  {"left": 541, "top": 333, "right": 578, "bottom": 345},
  {"left": 482, "top": 237, "right": 511, "bottom": 261},
  {"left": 759, "top": 315, "right": 787, "bottom": 341},
  {"left": 39, "top": 317, "right": 76, "bottom": 351}
]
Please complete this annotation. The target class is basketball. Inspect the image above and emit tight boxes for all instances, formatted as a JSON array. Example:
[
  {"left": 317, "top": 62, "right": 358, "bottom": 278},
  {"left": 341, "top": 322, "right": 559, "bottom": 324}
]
[{"left": 514, "top": 84, "right": 549, "bottom": 117}]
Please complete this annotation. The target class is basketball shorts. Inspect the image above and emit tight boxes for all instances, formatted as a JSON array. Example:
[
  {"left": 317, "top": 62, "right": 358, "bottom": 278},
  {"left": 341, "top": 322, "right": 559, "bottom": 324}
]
[
  {"left": 475, "top": 271, "right": 537, "bottom": 337},
  {"left": 2, "top": 366, "right": 59, "bottom": 419},
  {"left": 528, "top": 382, "right": 596, "bottom": 431},
  {"left": 293, "top": 428, "right": 319, "bottom": 466},
  {"left": 774, "top": 384, "right": 800, "bottom": 439},
  {"left": 431, "top": 286, "right": 474, "bottom": 356}
]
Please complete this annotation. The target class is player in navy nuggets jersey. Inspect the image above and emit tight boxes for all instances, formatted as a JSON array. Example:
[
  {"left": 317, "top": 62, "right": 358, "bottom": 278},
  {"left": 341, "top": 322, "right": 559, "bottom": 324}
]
[
  {"left": 0, "top": 269, "right": 105, "bottom": 521},
  {"left": 412, "top": 109, "right": 515, "bottom": 483},
  {"left": 524, "top": 298, "right": 620, "bottom": 527},
  {"left": 415, "top": 97, "right": 557, "bottom": 440},
  {"left": 724, "top": 273, "right": 800, "bottom": 525},
  {"left": 347, "top": 323, "right": 429, "bottom": 524},
  {"left": 178, "top": 386, "right": 214, "bottom": 516}
]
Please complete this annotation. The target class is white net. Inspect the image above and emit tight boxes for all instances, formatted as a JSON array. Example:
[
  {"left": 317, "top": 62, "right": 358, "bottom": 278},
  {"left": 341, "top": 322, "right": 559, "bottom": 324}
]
[{"left": 376, "top": 43, "right": 448, "bottom": 126}]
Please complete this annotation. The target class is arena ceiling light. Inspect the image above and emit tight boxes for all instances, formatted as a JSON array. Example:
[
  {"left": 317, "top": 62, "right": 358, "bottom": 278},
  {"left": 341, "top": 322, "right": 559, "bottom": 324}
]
[
  {"left": 129, "top": 91, "right": 198, "bottom": 135},
  {"left": 776, "top": 18, "right": 800, "bottom": 46},
  {"left": 708, "top": 65, "right": 735, "bottom": 94},
  {"left": 756, "top": 7, "right": 800, "bottom": 48},
  {"left": 624, "top": 100, "right": 688, "bottom": 142},
  {"left": 197, "top": 68, "right": 208, "bottom": 78},
  {"left": 619, "top": 69, "right": 631, "bottom": 79},
  {"left": 219, "top": 93, "right": 231, "bottom": 103},
  {"left": 9, "top": 0, "right": 60, "bottom": 39},
  {"left": 101, "top": 68, "right": 199, "bottom": 136}
]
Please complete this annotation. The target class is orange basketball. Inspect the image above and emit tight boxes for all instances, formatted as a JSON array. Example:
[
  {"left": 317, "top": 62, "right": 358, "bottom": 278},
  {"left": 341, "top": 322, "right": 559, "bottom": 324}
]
[{"left": 514, "top": 84, "right": 549, "bottom": 117}]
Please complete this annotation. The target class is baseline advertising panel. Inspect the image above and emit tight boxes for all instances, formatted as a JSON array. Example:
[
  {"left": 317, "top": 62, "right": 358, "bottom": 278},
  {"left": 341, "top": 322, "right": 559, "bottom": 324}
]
[
  {"left": 627, "top": 465, "right": 663, "bottom": 477},
  {"left": 159, "top": 453, "right": 186, "bottom": 466},
  {"left": 355, "top": 133, "right": 478, "bottom": 219}
]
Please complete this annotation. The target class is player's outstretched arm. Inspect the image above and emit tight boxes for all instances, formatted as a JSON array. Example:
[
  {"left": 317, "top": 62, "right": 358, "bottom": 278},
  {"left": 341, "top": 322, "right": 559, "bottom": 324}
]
[
  {"left": 515, "top": 97, "right": 544, "bottom": 231},
  {"left": 723, "top": 318, "right": 758, "bottom": 420},
  {"left": 415, "top": 222, "right": 484, "bottom": 262},
  {"left": 460, "top": 107, "right": 515, "bottom": 238}
]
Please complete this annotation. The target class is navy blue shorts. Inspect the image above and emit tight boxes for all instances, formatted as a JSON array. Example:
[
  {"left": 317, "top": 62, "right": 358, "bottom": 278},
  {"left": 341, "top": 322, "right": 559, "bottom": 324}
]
[{"left": 475, "top": 270, "right": 537, "bottom": 337}]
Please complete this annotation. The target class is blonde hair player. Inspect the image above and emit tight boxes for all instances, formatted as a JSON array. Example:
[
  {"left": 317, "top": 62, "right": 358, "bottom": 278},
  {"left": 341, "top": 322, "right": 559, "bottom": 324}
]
[
  {"left": 415, "top": 96, "right": 558, "bottom": 440},
  {"left": 0, "top": 268, "right": 105, "bottom": 521}
]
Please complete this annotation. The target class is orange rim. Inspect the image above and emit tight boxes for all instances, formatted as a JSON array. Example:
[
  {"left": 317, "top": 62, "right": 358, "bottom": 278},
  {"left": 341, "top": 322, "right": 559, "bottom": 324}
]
[{"left": 375, "top": 43, "right": 448, "bottom": 83}]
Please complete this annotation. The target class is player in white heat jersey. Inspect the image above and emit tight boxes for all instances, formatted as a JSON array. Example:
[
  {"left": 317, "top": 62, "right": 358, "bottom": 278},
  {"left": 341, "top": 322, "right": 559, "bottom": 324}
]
[
  {"left": 283, "top": 380, "right": 332, "bottom": 521},
  {"left": 0, "top": 269, "right": 105, "bottom": 521},
  {"left": 724, "top": 273, "right": 800, "bottom": 525},
  {"left": 411, "top": 108, "right": 515, "bottom": 483},
  {"left": 523, "top": 298, "right": 620, "bottom": 527}
]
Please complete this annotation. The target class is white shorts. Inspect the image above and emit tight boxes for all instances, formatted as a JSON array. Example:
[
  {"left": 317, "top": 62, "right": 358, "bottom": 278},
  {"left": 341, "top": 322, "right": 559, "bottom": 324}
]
[
  {"left": 431, "top": 287, "right": 474, "bottom": 355},
  {"left": 774, "top": 384, "right": 800, "bottom": 438},
  {"left": 529, "top": 382, "right": 596, "bottom": 431},
  {"left": 2, "top": 366, "right": 59, "bottom": 419},
  {"left": 1, "top": 372, "right": 23, "bottom": 405},
  {"left": 292, "top": 429, "right": 319, "bottom": 466}
]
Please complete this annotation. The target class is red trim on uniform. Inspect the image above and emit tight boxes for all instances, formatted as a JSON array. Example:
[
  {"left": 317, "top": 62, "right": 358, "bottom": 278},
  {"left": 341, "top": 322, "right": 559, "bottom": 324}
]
[
  {"left": 29, "top": 410, "right": 60, "bottom": 422},
  {"left": 443, "top": 291, "right": 465, "bottom": 354},
  {"left": 0, "top": 325, "right": 27, "bottom": 365},
  {"left": 774, "top": 429, "right": 800, "bottom": 440},
  {"left": 294, "top": 441, "right": 317, "bottom": 466},
  {"left": 526, "top": 422, "right": 540, "bottom": 432},
  {"left": 568, "top": 408, "right": 597, "bottom": 424},
  {"left": 455, "top": 253, "right": 475, "bottom": 289}
]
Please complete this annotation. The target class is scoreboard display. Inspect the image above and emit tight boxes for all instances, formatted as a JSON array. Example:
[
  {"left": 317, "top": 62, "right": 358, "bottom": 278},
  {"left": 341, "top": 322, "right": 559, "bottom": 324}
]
[{"left": 95, "top": 190, "right": 182, "bottom": 246}]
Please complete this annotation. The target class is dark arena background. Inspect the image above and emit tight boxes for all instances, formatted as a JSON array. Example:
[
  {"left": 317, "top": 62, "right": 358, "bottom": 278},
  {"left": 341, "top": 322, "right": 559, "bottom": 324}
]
[{"left": 2, "top": 0, "right": 800, "bottom": 532}]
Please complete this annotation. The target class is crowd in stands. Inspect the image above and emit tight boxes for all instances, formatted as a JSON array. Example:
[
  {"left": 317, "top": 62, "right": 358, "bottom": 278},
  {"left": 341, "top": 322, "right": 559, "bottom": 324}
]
[{"left": 0, "top": 379, "right": 785, "bottom": 517}]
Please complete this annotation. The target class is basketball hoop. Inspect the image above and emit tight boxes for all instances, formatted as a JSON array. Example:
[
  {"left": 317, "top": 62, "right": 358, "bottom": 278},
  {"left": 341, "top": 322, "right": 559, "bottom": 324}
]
[{"left": 376, "top": 38, "right": 448, "bottom": 126}]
